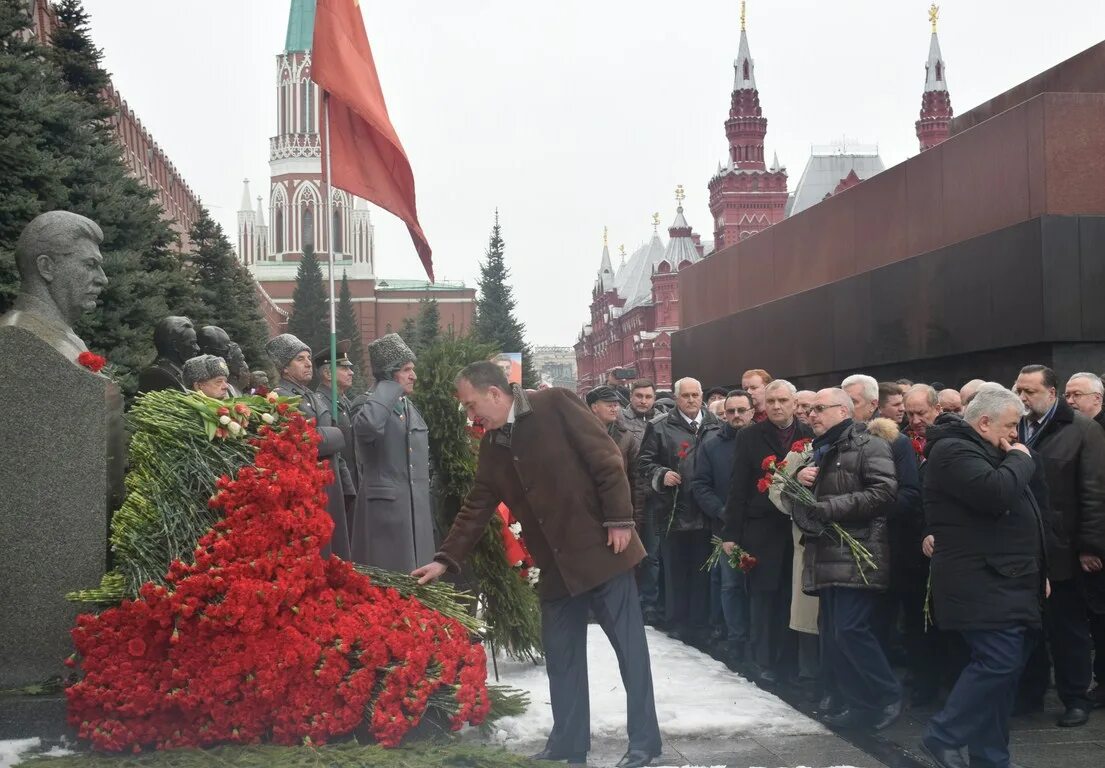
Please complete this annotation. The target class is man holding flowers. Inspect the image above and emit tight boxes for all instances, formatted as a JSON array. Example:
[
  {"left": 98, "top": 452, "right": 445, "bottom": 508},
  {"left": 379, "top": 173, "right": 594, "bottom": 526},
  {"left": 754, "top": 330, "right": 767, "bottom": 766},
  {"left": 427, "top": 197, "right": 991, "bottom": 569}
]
[{"left": 794, "top": 388, "right": 902, "bottom": 731}]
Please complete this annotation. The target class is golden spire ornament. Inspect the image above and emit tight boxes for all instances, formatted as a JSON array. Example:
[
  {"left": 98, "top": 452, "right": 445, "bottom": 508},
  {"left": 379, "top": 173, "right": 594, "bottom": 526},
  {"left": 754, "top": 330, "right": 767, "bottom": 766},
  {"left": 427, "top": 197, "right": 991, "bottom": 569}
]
[
  {"left": 929, "top": 2, "right": 939, "bottom": 33},
  {"left": 603, "top": 225, "right": 608, "bottom": 247},
  {"left": 652, "top": 212, "right": 661, "bottom": 233},
  {"left": 675, "top": 184, "right": 686, "bottom": 206},
  {"left": 740, "top": 0, "right": 746, "bottom": 31}
]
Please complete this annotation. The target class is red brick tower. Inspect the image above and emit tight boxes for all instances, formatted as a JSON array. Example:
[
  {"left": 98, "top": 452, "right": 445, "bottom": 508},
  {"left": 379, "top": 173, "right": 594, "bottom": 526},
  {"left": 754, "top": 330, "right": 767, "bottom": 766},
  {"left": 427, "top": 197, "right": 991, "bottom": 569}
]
[
  {"left": 707, "top": 1, "right": 788, "bottom": 250},
  {"left": 916, "top": 3, "right": 953, "bottom": 151}
]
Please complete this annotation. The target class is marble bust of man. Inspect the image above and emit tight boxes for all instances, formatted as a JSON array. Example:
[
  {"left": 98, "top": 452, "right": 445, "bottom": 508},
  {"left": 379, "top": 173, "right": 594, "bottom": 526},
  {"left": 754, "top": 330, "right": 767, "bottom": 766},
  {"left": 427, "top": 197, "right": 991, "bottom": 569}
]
[
  {"left": 0, "top": 211, "right": 107, "bottom": 363},
  {"left": 137, "top": 316, "right": 200, "bottom": 393}
]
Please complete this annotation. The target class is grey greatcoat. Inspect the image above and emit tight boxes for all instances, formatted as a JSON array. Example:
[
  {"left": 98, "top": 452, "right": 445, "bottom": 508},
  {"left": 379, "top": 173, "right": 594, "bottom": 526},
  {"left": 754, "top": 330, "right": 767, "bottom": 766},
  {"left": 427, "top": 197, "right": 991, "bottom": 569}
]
[
  {"left": 350, "top": 378, "right": 434, "bottom": 572},
  {"left": 275, "top": 378, "right": 352, "bottom": 560}
]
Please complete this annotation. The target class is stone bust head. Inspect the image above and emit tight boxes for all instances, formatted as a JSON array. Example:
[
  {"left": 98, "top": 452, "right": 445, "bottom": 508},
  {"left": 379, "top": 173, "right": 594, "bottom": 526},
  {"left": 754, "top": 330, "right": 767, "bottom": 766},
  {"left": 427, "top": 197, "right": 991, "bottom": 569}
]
[
  {"left": 14, "top": 211, "right": 107, "bottom": 327},
  {"left": 197, "top": 325, "right": 231, "bottom": 360},
  {"left": 152, "top": 316, "right": 200, "bottom": 366}
]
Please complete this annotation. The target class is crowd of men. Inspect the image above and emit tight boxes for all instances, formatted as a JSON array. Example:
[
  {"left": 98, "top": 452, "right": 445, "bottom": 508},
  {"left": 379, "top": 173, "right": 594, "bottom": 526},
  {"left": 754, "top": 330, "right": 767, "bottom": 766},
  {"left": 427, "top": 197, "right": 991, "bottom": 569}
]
[{"left": 581, "top": 366, "right": 1105, "bottom": 768}]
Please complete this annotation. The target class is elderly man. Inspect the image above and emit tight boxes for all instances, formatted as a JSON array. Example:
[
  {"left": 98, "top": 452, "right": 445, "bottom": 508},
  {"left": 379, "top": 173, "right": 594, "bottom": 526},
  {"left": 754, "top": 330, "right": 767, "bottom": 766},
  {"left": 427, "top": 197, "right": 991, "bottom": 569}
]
[
  {"left": 741, "top": 368, "right": 773, "bottom": 423},
  {"left": 722, "top": 380, "right": 814, "bottom": 684},
  {"left": 878, "top": 382, "right": 906, "bottom": 426},
  {"left": 920, "top": 384, "right": 1047, "bottom": 768},
  {"left": 960, "top": 379, "right": 986, "bottom": 407},
  {"left": 267, "top": 333, "right": 351, "bottom": 560},
  {"left": 182, "top": 355, "right": 230, "bottom": 399},
  {"left": 414, "top": 362, "right": 661, "bottom": 768},
  {"left": 639, "top": 377, "right": 719, "bottom": 645},
  {"left": 0, "top": 210, "right": 107, "bottom": 363},
  {"left": 692, "top": 389, "right": 755, "bottom": 667},
  {"left": 795, "top": 390, "right": 817, "bottom": 426},
  {"left": 904, "top": 384, "right": 942, "bottom": 451},
  {"left": 794, "top": 388, "right": 901, "bottom": 731},
  {"left": 843, "top": 374, "right": 933, "bottom": 702},
  {"left": 589, "top": 386, "right": 639, "bottom": 514},
  {"left": 939, "top": 388, "right": 964, "bottom": 415},
  {"left": 1014, "top": 364, "right": 1105, "bottom": 727},
  {"left": 350, "top": 333, "right": 434, "bottom": 573},
  {"left": 1065, "top": 372, "right": 1105, "bottom": 430}
]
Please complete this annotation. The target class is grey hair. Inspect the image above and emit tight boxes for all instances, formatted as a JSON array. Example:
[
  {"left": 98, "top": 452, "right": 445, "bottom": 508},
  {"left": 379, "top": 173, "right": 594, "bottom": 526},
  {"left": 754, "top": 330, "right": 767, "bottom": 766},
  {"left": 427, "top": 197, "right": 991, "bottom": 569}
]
[
  {"left": 673, "top": 377, "right": 702, "bottom": 397},
  {"left": 764, "top": 379, "right": 797, "bottom": 397},
  {"left": 959, "top": 378, "right": 986, "bottom": 405},
  {"left": 963, "top": 383, "right": 1025, "bottom": 424},
  {"left": 822, "top": 387, "right": 855, "bottom": 416},
  {"left": 841, "top": 374, "right": 878, "bottom": 403},
  {"left": 905, "top": 383, "right": 939, "bottom": 408},
  {"left": 1067, "top": 372, "right": 1105, "bottom": 396}
]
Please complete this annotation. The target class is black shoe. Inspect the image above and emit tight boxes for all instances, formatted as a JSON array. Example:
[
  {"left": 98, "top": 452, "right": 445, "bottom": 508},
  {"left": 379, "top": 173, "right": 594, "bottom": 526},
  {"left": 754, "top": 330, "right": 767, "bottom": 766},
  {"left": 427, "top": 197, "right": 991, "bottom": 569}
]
[
  {"left": 1090, "top": 684, "right": 1105, "bottom": 709},
  {"left": 615, "top": 749, "right": 659, "bottom": 768},
  {"left": 873, "top": 699, "right": 902, "bottom": 731},
  {"left": 530, "top": 748, "right": 586, "bottom": 763},
  {"left": 1058, "top": 706, "right": 1090, "bottom": 727},
  {"left": 817, "top": 694, "right": 837, "bottom": 713},
  {"left": 757, "top": 668, "right": 778, "bottom": 685},
  {"left": 918, "top": 734, "right": 968, "bottom": 768},
  {"left": 821, "top": 707, "right": 871, "bottom": 730}
]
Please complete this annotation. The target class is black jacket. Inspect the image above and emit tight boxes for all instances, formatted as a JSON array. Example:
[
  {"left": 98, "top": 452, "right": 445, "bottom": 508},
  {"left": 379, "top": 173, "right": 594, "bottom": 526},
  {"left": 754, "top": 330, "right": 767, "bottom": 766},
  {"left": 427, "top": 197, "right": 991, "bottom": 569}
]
[
  {"left": 722, "top": 418, "right": 813, "bottom": 593},
  {"left": 691, "top": 422, "right": 740, "bottom": 536},
  {"left": 638, "top": 407, "right": 719, "bottom": 532},
  {"left": 1022, "top": 398, "right": 1105, "bottom": 581},
  {"left": 886, "top": 429, "right": 925, "bottom": 586},
  {"left": 798, "top": 420, "right": 897, "bottom": 593},
  {"left": 923, "top": 418, "right": 1046, "bottom": 631}
]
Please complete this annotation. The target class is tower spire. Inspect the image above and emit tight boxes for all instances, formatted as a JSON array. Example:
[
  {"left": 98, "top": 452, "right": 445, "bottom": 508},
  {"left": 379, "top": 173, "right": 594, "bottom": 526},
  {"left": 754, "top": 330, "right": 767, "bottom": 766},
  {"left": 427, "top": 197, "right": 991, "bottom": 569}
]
[
  {"left": 240, "top": 178, "right": 252, "bottom": 212},
  {"left": 916, "top": 3, "right": 953, "bottom": 151},
  {"left": 285, "top": 0, "right": 317, "bottom": 53},
  {"left": 597, "top": 226, "right": 614, "bottom": 291}
]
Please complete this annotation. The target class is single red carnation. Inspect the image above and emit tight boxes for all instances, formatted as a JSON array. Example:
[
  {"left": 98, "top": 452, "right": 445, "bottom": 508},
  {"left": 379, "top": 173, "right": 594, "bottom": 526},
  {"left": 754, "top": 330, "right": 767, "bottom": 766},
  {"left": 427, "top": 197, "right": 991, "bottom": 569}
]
[
  {"left": 77, "top": 351, "right": 107, "bottom": 373},
  {"left": 126, "top": 638, "right": 146, "bottom": 658},
  {"left": 756, "top": 477, "right": 771, "bottom": 494},
  {"left": 791, "top": 439, "right": 811, "bottom": 453},
  {"left": 760, "top": 456, "right": 775, "bottom": 471}
]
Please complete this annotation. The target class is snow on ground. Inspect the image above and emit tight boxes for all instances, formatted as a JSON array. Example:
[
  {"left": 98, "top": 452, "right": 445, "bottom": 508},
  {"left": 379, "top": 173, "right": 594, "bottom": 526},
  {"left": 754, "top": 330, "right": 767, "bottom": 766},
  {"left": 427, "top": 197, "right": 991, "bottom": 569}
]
[
  {"left": 0, "top": 738, "right": 74, "bottom": 768},
  {"left": 482, "top": 626, "right": 827, "bottom": 747}
]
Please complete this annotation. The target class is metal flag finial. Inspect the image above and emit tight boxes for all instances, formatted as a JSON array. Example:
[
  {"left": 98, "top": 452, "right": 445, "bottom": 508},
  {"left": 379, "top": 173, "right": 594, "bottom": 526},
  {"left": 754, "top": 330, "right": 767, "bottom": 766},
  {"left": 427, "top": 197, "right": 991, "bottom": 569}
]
[
  {"left": 603, "top": 225, "right": 608, "bottom": 247},
  {"left": 740, "top": 0, "right": 746, "bottom": 31},
  {"left": 675, "top": 184, "right": 685, "bottom": 206}
]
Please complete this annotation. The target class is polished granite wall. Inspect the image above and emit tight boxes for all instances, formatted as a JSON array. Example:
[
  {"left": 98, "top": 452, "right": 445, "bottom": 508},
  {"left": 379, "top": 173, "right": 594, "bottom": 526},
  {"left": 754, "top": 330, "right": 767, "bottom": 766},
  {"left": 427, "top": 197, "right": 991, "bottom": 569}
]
[{"left": 672, "top": 215, "right": 1105, "bottom": 390}]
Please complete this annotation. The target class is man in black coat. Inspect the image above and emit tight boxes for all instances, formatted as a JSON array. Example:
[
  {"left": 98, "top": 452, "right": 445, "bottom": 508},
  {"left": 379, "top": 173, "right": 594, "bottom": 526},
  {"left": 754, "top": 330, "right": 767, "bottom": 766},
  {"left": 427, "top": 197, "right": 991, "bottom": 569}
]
[
  {"left": 638, "top": 377, "right": 719, "bottom": 644},
  {"left": 1014, "top": 364, "right": 1105, "bottom": 727},
  {"left": 920, "top": 384, "right": 1047, "bottom": 768},
  {"left": 721, "top": 380, "right": 813, "bottom": 683},
  {"left": 691, "top": 388, "right": 755, "bottom": 665}
]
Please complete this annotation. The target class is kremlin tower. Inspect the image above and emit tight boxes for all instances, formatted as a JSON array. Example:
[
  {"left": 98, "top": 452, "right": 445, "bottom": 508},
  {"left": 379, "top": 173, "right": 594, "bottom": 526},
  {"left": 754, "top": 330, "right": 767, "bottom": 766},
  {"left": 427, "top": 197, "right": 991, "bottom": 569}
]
[
  {"left": 916, "top": 3, "right": 953, "bottom": 151},
  {"left": 706, "top": 1, "right": 788, "bottom": 251}
]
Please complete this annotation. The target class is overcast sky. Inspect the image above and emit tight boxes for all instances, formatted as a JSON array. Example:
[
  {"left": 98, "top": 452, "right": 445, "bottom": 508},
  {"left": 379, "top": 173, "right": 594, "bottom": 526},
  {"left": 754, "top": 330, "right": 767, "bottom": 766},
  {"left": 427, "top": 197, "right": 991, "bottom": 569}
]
[{"left": 81, "top": 1, "right": 1102, "bottom": 346}]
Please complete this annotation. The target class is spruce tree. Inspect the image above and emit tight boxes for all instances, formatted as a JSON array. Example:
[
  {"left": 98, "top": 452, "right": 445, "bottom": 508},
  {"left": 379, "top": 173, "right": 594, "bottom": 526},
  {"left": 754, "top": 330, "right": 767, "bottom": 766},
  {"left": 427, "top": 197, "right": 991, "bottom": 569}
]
[
  {"left": 335, "top": 271, "right": 366, "bottom": 390},
  {"left": 472, "top": 211, "right": 536, "bottom": 387},
  {"left": 188, "top": 211, "right": 270, "bottom": 369},
  {"left": 286, "top": 245, "right": 330, "bottom": 356},
  {"left": 399, "top": 316, "right": 417, "bottom": 344},
  {"left": 414, "top": 297, "right": 441, "bottom": 356},
  {"left": 0, "top": 0, "right": 200, "bottom": 393}
]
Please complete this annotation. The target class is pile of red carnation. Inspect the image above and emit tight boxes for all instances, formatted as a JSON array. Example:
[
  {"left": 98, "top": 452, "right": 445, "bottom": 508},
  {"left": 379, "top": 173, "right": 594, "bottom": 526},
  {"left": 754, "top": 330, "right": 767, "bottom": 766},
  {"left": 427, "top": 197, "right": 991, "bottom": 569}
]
[{"left": 66, "top": 414, "right": 490, "bottom": 752}]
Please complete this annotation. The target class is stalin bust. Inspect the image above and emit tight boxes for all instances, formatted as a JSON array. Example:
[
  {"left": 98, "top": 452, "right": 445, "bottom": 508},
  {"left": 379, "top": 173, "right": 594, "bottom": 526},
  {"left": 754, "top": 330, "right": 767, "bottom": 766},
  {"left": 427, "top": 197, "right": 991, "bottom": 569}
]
[{"left": 0, "top": 210, "right": 108, "bottom": 362}]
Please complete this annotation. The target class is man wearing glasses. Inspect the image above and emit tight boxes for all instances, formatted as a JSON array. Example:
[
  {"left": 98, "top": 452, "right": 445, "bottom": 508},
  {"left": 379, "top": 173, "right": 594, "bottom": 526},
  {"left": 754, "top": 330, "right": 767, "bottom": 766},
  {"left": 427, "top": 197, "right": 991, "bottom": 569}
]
[
  {"left": 1065, "top": 373, "right": 1105, "bottom": 430},
  {"left": 692, "top": 389, "right": 755, "bottom": 668}
]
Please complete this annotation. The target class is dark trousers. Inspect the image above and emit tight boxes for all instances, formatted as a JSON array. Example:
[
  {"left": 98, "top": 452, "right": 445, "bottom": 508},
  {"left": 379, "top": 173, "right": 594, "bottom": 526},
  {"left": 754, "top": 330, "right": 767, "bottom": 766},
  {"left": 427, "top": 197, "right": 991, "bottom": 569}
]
[
  {"left": 1019, "top": 579, "right": 1093, "bottom": 708},
  {"left": 926, "top": 626, "right": 1033, "bottom": 768},
  {"left": 749, "top": 589, "right": 794, "bottom": 673},
  {"left": 819, "top": 587, "right": 902, "bottom": 716},
  {"left": 637, "top": 515, "right": 662, "bottom": 612},
  {"left": 716, "top": 559, "right": 750, "bottom": 644},
  {"left": 1090, "top": 612, "right": 1105, "bottom": 685},
  {"left": 541, "top": 570, "right": 662, "bottom": 758},
  {"left": 659, "top": 529, "right": 711, "bottom": 630},
  {"left": 898, "top": 587, "right": 944, "bottom": 696}
]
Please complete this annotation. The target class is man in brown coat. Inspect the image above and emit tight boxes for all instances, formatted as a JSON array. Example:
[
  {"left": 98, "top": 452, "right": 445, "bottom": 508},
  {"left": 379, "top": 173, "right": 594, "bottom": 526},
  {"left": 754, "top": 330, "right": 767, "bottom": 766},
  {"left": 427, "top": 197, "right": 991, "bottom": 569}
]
[
  {"left": 589, "top": 385, "right": 642, "bottom": 525},
  {"left": 413, "top": 362, "right": 662, "bottom": 768}
]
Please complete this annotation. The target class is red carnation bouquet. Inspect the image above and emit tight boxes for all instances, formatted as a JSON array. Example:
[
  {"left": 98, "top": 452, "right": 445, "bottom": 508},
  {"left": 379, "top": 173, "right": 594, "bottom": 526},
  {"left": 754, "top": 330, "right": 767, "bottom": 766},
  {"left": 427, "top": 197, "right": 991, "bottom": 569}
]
[
  {"left": 498, "top": 503, "right": 538, "bottom": 586},
  {"left": 758, "top": 438, "right": 878, "bottom": 583},
  {"left": 702, "top": 535, "right": 757, "bottom": 574},
  {"left": 66, "top": 412, "right": 495, "bottom": 752}
]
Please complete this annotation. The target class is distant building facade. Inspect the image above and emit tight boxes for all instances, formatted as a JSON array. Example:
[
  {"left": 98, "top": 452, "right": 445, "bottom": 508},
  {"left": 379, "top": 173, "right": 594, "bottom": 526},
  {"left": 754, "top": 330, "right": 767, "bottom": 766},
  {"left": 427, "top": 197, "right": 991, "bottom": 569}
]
[{"left": 532, "top": 346, "right": 577, "bottom": 390}]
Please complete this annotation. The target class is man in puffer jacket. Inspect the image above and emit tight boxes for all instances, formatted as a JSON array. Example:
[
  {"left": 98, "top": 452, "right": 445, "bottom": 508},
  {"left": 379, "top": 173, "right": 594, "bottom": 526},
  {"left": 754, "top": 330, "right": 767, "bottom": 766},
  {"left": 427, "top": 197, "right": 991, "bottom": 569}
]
[{"left": 793, "top": 388, "right": 901, "bottom": 732}]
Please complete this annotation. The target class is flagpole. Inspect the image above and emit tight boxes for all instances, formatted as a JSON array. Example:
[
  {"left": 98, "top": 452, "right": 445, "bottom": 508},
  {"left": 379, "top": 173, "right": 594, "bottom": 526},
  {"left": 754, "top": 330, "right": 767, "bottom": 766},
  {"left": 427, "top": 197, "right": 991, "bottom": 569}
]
[{"left": 323, "top": 92, "right": 339, "bottom": 422}]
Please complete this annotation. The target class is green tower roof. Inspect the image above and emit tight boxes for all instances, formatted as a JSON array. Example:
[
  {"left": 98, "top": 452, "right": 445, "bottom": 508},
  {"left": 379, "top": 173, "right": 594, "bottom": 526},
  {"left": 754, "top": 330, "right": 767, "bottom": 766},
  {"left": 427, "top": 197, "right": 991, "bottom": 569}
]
[{"left": 284, "top": 0, "right": 316, "bottom": 53}]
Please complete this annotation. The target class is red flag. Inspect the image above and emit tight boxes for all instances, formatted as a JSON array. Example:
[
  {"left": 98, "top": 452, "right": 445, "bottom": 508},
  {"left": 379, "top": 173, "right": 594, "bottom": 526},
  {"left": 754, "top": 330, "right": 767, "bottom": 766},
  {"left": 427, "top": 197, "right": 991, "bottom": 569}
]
[{"left": 312, "top": 0, "right": 433, "bottom": 281}]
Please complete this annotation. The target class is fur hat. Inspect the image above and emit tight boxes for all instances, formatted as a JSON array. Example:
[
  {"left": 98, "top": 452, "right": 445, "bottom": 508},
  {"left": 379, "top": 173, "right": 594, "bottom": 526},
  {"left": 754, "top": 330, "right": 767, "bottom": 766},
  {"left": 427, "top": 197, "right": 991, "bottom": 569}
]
[
  {"left": 182, "top": 354, "right": 230, "bottom": 389},
  {"left": 265, "top": 333, "right": 310, "bottom": 372},
  {"left": 368, "top": 333, "right": 415, "bottom": 379}
]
